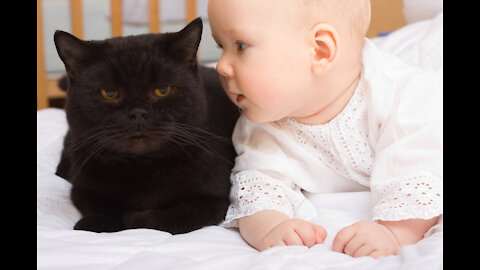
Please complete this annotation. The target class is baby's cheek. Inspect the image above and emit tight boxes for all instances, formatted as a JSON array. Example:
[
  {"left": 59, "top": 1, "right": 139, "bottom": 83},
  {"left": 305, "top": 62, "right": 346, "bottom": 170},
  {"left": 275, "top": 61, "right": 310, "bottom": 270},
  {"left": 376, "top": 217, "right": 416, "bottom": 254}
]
[{"left": 218, "top": 75, "right": 228, "bottom": 91}]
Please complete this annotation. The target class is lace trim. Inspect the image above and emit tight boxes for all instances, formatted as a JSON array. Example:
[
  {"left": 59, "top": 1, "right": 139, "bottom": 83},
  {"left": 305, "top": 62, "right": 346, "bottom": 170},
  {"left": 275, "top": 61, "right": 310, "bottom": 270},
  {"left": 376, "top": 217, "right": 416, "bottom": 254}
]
[
  {"left": 224, "top": 171, "right": 305, "bottom": 228},
  {"left": 278, "top": 81, "right": 374, "bottom": 187},
  {"left": 371, "top": 171, "right": 443, "bottom": 221}
]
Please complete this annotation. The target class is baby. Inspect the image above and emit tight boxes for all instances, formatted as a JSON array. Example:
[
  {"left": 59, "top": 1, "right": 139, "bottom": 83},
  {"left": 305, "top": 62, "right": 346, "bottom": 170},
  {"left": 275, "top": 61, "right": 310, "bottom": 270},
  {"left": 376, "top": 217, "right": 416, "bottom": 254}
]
[{"left": 208, "top": 0, "right": 442, "bottom": 259}]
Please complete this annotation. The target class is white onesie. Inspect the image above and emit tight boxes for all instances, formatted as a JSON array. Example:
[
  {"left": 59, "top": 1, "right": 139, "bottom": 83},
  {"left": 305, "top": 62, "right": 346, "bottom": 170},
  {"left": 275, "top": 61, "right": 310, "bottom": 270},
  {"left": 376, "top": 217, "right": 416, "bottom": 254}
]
[{"left": 224, "top": 39, "right": 443, "bottom": 228}]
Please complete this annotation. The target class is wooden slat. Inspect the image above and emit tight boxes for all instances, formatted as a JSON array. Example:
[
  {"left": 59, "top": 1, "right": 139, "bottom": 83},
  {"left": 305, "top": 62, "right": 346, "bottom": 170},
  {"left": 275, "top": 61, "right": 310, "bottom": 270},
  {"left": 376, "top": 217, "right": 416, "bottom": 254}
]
[
  {"left": 37, "top": 0, "right": 48, "bottom": 110},
  {"left": 186, "top": 0, "right": 196, "bottom": 23},
  {"left": 148, "top": 0, "right": 160, "bottom": 33},
  {"left": 110, "top": 0, "right": 123, "bottom": 37},
  {"left": 70, "top": 0, "right": 84, "bottom": 39},
  {"left": 46, "top": 77, "right": 67, "bottom": 99},
  {"left": 366, "top": 0, "right": 406, "bottom": 38}
]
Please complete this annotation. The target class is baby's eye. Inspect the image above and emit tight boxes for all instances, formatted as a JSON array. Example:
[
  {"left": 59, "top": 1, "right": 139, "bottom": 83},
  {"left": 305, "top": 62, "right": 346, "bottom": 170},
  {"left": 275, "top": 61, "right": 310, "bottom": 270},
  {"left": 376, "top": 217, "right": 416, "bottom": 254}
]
[
  {"left": 236, "top": 42, "right": 248, "bottom": 52},
  {"left": 154, "top": 86, "right": 172, "bottom": 97},
  {"left": 100, "top": 89, "right": 119, "bottom": 100}
]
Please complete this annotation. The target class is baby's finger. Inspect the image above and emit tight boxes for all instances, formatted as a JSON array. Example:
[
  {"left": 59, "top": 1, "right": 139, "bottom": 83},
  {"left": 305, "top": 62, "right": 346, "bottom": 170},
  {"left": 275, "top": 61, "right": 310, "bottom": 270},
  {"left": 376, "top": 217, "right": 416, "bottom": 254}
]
[
  {"left": 332, "top": 226, "right": 356, "bottom": 253},
  {"left": 343, "top": 234, "right": 366, "bottom": 256},
  {"left": 314, "top": 225, "right": 327, "bottom": 244},
  {"left": 292, "top": 226, "right": 315, "bottom": 247},
  {"left": 369, "top": 250, "right": 385, "bottom": 259},
  {"left": 261, "top": 237, "right": 286, "bottom": 251},
  {"left": 353, "top": 244, "right": 376, "bottom": 258},
  {"left": 282, "top": 230, "right": 304, "bottom": 246}
]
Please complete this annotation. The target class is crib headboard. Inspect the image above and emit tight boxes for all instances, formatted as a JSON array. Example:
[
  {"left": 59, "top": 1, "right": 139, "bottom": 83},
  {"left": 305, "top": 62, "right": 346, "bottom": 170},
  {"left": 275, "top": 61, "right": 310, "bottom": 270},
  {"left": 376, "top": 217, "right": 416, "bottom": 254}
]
[
  {"left": 36, "top": 0, "right": 406, "bottom": 110},
  {"left": 367, "top": 0, "right": 406, "bottom": 38},
  {"left": 36, "top": 0, "right": 198, "bottom": 110}
]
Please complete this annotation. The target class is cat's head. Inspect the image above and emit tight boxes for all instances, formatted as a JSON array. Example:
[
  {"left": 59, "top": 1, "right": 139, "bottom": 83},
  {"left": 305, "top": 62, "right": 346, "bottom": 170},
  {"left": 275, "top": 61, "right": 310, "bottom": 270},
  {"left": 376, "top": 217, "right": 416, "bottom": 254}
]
[{"left": 54, "top": 18, "right": 207, "bottom": 155}]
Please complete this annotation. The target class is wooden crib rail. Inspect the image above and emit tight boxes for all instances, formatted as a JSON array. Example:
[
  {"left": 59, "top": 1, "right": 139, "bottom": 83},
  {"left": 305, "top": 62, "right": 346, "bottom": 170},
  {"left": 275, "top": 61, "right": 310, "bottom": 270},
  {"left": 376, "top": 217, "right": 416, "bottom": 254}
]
[{"left": 37, "top": 0, "right": 198, "bottom": 110}]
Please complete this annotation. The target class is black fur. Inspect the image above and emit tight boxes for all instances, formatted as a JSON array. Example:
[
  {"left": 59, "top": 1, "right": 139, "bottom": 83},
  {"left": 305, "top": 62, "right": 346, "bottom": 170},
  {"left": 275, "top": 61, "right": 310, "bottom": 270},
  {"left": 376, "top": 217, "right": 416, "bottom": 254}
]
[{"left": 54, "top": 18, "right": 239, "bottom": 234}]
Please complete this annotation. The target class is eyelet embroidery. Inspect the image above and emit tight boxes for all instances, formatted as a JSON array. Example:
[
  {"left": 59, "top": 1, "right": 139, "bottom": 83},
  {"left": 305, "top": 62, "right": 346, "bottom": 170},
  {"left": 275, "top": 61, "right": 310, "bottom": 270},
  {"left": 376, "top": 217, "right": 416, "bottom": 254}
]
[
  {"left": 224, "top": 171, "right": 305, "bottom": 226},
  {"left": 371, "top": 172, "right": 443, "bottom": 220},
  {"left": 281, "top": 83, "right": 373, "bottom": 187}
]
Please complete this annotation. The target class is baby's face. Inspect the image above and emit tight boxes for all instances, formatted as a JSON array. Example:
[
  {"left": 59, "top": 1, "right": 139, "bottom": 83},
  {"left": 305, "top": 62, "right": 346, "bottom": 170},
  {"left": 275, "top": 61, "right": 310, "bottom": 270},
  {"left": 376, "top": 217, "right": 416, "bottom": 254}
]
[{"left": 208, "top": 0, "right": 322, "bottom": 123}]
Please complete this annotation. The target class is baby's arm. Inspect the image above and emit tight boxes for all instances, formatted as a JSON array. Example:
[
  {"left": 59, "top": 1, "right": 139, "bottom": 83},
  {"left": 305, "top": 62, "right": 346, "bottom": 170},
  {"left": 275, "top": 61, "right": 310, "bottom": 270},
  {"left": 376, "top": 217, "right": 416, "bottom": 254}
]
[
  {"left": 332, "top": 216, "right": 439, "bottom": 258},
  {"left": 238, "top": 210, "right": 327, "bottom": 251}
]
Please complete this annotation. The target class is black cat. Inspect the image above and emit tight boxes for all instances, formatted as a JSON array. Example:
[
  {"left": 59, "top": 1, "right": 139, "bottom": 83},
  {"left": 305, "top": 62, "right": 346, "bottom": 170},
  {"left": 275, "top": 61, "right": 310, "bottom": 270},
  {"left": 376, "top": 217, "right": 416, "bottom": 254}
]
[{"left": 54, "top": 18, "right": 239, "bottom": 234}]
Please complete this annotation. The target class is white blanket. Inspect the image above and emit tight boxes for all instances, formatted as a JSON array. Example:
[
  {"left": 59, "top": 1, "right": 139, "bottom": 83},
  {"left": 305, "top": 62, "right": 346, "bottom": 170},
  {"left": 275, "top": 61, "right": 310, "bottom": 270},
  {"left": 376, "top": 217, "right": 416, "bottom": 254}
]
[{"left": 37, "top": 13, "right": 443, "bottom": 270}]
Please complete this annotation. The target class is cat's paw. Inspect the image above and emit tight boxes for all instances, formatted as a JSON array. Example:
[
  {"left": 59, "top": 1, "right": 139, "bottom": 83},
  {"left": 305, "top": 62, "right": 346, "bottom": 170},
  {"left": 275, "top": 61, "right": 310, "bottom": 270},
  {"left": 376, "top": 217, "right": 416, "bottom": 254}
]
[
  {"left": 123, "top": 210, "right": 155, "bottom": 228},
  {"left": 74, "top": 215, "right": 124, "bottom": 232}
]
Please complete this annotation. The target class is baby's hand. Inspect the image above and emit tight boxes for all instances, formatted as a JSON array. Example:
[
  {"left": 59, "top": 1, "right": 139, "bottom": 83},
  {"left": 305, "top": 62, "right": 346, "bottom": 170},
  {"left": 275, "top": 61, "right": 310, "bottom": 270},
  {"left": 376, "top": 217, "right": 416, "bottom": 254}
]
[
  {"left": 259, "top": 218, "right": 327, "bottom": 251},
  {"left": 332, "top": 221, "right": 401, "bottom": 258}
]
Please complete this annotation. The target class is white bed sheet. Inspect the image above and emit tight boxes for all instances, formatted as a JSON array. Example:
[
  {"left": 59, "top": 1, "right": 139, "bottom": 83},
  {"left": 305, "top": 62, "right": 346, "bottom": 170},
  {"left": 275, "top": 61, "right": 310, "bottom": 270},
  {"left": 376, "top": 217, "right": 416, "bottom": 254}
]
[{"left": 37, "top": 13, "right": 443, "bottom": 270}]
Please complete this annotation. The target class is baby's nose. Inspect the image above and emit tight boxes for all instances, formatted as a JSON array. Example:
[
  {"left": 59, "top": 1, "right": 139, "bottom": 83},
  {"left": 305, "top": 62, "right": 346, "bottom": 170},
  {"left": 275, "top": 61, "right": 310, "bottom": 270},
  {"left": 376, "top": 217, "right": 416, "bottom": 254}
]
[{"left": 216, "top": 55, "right": 234, "bottom": 78}]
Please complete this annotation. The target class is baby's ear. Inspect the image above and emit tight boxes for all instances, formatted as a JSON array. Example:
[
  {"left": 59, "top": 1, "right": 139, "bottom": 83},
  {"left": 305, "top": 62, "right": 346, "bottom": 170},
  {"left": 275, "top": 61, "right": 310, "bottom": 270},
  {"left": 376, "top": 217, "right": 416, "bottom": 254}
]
[{"left": 309, "top": 23, "right": 338, "bottom": 74}]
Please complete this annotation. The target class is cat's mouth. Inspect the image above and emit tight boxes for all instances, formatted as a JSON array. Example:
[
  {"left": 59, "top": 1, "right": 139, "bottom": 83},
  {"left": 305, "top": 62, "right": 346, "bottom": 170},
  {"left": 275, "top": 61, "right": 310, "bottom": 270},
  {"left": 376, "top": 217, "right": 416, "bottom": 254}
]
[
  {"left": 130, "top": 134, "right": 147, "bottom": 140},
  {"left": 115, "top": 129, "right": 168, "bottom": 154},
  {"left": 122, "top": 133, "right": 150, "bottom": 153}
]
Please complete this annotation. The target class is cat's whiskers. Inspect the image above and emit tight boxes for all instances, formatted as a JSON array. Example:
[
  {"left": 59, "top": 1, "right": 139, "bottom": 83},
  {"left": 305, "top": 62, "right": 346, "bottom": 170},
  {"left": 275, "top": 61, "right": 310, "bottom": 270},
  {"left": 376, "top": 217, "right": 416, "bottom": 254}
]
[
  {"left": 68, "top": 128, "right": 122, "bottom": 180},
  {"left": 64, "top": 125, "right": 117, "bottom": 154},
  {"left": 156, "top": 123, "right": 233, "bottom": 165}
]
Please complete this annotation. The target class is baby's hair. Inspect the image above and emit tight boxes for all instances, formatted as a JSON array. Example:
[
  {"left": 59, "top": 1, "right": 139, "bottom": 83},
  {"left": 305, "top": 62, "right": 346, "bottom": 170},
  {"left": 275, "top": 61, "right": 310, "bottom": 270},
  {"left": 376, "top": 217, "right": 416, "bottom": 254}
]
[{"left": 295, "top": 0, "right": 371, "bottom": 45}]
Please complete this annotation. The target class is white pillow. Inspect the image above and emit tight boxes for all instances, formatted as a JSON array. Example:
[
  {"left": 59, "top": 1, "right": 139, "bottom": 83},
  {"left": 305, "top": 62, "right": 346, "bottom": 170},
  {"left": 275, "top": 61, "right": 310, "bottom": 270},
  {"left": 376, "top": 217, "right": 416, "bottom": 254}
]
[{"left": 403, "top": 0, "right": 443, "bottom": 24}]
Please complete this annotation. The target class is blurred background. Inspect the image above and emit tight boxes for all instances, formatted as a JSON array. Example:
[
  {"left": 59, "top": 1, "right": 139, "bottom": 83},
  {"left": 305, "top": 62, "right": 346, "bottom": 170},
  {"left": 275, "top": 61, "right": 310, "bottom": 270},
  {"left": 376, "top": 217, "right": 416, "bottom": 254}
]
[
  {"left": 37, "top": 0, "right": 443, "bottom": 109},
  {"left": 41, "top": 0, "right": 215, "bottom": 75}
]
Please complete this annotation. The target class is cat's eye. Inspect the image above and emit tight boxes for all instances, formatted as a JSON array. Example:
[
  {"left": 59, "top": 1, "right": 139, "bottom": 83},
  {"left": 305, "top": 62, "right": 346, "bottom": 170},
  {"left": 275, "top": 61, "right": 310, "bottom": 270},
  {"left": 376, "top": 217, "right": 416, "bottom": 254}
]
[
  {"left": 100, "top": 89, "right": 119, "bottom": 100},
  {"left": 154, "top": 86, "right": 172, "bottom": 97}
]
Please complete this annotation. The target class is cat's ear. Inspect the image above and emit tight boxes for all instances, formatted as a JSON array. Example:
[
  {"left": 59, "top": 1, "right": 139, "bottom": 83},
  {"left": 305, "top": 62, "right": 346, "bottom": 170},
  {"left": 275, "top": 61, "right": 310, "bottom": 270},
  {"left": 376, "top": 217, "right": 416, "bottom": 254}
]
[
  {"left": 165, "top": 17, "right": 203, "bottom": 67},
  {"left": 54, "top": 30, "right": 93, "bottom": 76}
]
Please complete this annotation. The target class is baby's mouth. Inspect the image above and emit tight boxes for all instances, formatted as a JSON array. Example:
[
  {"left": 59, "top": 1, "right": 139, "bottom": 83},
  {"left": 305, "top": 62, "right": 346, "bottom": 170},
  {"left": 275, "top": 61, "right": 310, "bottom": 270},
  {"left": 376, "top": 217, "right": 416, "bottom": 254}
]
[{"left": 236, "top": 94, "right": 246, "bottom": 103}]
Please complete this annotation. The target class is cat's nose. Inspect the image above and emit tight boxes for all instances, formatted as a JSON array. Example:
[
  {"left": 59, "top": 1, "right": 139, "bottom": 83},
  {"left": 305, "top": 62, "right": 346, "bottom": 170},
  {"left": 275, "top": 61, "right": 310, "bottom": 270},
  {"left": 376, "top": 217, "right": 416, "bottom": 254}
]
[{"left": 129, "top": 108, "right": 148, "bottom": 122}]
